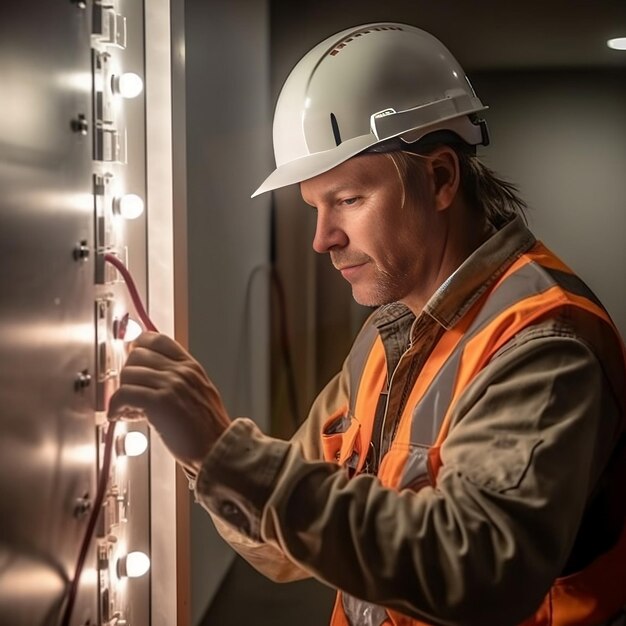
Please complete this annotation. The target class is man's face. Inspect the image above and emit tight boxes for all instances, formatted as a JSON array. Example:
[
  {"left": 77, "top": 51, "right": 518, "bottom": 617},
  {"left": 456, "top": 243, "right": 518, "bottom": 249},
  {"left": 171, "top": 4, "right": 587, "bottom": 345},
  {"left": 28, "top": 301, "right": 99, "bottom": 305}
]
[{"left": 300, "top": 153, "right": 442, "bottom": 310}]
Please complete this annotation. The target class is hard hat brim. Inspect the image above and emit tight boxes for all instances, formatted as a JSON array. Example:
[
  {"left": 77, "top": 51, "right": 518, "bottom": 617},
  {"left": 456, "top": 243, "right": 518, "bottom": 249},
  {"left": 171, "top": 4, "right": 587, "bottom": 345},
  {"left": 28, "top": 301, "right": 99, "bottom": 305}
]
[{"left": 251, "top": 134, "right": 374, "bottom": 198}]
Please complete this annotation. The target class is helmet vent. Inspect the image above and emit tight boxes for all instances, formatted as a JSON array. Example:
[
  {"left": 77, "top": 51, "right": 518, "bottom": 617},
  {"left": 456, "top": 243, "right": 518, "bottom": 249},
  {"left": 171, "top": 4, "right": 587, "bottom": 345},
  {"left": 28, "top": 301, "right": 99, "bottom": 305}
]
[
  {"left": 330, "top": 113, "right": 342, "bottom": 146},
  {"left": 329, "top": 25, "right": 404, "bottom": 57}
]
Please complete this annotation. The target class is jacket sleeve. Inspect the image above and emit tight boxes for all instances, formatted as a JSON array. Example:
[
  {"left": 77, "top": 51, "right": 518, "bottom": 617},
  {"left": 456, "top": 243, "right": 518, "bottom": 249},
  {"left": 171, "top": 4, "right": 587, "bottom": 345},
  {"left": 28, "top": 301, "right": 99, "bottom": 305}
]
[
  {"left": 198, "top": 367, "right": 349, "bottom": 582},
  {"left": 195, "top": 328, "right": 621, "bottom": 625}
]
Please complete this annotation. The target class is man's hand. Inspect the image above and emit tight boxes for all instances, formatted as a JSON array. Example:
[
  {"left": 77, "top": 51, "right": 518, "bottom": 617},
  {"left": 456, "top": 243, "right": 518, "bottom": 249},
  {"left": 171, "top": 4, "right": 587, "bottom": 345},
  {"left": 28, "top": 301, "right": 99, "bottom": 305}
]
[{"left": 107, "top": 331, "right": 231, "bottom": 474}]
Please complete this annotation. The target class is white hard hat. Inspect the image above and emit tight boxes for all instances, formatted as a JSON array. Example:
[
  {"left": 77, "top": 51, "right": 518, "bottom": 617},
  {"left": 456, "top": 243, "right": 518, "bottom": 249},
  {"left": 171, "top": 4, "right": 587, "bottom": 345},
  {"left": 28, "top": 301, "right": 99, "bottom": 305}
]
[{"left": 252, "top": 23, "right": 488, "bottom": 198}]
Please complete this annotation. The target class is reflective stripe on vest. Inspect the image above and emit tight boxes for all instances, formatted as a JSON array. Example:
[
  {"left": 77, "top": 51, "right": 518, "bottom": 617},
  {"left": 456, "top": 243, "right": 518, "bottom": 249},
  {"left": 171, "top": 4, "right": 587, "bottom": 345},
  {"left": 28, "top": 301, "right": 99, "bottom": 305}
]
[{"left": 325, "top": 242, "right": 626, "bottom": 626}]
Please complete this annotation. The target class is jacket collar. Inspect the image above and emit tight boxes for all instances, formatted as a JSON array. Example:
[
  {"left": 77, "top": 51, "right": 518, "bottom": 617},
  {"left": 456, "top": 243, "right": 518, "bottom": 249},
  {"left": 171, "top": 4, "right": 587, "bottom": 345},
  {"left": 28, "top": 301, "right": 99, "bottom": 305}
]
[{"left": 372, "top": 215, "right": 536, "bottom": 332}]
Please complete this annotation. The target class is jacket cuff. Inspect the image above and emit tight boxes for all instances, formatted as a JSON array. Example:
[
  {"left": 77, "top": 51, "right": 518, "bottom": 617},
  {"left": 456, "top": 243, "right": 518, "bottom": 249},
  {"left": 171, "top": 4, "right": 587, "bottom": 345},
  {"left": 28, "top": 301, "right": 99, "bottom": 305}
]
[{"left": 194, "top": 418, "right": 290, "bottom": 541}]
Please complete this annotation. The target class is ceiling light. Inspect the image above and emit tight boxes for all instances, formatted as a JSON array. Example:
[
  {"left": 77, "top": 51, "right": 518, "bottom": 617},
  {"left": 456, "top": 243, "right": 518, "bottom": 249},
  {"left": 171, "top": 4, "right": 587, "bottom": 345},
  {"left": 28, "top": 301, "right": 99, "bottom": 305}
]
[{"left": 607, "top": 37, "right": 626, "bottom": 51}]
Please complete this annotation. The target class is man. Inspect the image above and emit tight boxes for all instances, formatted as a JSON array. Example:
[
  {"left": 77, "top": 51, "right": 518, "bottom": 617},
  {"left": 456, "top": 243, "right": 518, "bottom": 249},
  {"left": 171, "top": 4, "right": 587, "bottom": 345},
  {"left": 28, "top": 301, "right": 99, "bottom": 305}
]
[{"left": 109, "top": 24, "right": 626, "bottom": 626}]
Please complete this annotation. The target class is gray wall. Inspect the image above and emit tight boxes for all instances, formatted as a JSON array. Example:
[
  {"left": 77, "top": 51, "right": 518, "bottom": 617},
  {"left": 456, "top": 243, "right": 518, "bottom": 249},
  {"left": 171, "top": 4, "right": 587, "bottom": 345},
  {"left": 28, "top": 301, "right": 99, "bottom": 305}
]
[
  {"left": 473, "top": 70, "right": 626, "bottom": 338},
  {"left": 184, "top": 0, "right": 272, "bottom": 622}
]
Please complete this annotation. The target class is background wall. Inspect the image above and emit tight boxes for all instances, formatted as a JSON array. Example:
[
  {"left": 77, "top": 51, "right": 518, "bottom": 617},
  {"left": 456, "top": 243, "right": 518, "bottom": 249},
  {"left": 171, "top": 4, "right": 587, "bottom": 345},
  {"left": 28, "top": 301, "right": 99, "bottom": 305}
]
[
  {"left": 472, "top": 69, "right": 626, "bottom": 338},
  {"left": 184, "top": 0, "right": 273, "bottom": 623}
]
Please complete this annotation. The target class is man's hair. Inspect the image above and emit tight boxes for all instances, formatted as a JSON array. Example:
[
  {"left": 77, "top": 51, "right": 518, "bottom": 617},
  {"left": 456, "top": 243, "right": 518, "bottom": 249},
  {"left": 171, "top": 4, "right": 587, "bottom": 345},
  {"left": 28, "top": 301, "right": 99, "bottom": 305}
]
[{"left": 386, "top": 144, "right": 527, "bottom": 228}]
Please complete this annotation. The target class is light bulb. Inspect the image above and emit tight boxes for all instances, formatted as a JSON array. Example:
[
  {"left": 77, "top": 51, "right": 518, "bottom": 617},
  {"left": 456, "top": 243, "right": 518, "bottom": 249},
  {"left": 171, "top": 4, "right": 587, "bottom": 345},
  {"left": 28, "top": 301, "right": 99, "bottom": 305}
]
[
  {"left": 113, "top": 314, "right": 129, "bottom": 340},
  {"left": 112, "top": 72, "right": 144, "bottom": 98},
  {"left": 113, "top": 314, "right": 142, "bottom": 341},
  {"left": 607, "top": 37, "right": 626, "bottom": 51},
  {"left": 117, "top": 551, "right": 150, "bottom": 578},
  {"left": 113, "top": 194, "right": 144, "bottom": 219},
  {"left": 123, "top": 318, "right": 142, "bottom": 342},
  {"left": 117, "top": 431, "right": 148, "bottom": 457}
]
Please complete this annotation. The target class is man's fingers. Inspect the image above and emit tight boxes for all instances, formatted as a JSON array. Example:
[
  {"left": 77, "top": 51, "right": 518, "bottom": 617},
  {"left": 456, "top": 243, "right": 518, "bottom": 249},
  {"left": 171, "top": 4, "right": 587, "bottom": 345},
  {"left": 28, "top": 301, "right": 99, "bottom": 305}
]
[
  {"left": 107, "top": 384, "right": 160, "bottom": 422},
  {"left": 119, "top": 365, "right": 165, "bottom": 389},
  {"left": 124, "top": 345, "right": 181, "bottom": 370},
  {"left": 132, "top": 331, "right": 190, "bottom": 361}
]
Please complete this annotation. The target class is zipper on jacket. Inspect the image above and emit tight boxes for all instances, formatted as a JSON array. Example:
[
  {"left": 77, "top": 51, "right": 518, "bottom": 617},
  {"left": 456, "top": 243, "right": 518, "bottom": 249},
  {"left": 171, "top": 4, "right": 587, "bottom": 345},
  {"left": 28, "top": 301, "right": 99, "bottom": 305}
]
[
  {"left": 376, "top": 343, "right": 414, "bottom": 471},
  {"left": 375, "top": 318, "right": 443, "bottom": 470}
]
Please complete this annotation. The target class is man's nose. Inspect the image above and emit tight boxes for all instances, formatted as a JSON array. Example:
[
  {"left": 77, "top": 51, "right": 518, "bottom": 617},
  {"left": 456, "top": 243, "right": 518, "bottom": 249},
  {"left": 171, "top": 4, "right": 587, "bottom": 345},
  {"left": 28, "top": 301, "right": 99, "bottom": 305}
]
[{"left": 312, "top": 209, "right": 348, "bottom": 253}]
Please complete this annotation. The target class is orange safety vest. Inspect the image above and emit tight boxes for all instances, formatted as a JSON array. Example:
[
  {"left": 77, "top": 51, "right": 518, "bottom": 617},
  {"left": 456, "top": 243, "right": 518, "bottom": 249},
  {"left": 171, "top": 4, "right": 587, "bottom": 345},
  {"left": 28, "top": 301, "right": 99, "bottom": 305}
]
[{"left": 321, "top": 242, "right": 626, "bottom": 626}]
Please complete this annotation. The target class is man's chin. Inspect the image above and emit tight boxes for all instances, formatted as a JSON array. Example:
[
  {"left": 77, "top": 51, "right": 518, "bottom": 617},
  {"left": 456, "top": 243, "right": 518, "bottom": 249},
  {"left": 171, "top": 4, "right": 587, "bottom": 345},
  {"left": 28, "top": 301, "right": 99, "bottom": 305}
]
[{"left": 351, "top": 287, "right": 393, "bottom": 308}]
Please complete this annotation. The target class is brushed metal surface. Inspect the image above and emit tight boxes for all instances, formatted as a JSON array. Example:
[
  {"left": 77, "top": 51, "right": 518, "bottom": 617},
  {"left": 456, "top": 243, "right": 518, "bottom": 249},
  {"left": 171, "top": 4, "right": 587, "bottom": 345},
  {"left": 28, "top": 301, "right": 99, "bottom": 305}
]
[
  {"left": 0, "top": 1, "right": 98, "bottom": 624},
  {"left": 0, "top": 1, "right": 150, "bottom": 624}
]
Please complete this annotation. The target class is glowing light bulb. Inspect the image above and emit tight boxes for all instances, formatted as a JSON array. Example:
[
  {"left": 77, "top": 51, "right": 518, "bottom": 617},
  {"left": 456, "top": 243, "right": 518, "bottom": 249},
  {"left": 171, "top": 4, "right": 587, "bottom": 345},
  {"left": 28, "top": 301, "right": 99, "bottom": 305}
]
[
  {"left": 607, "top": 37, "right": 626, "bottom": 51},
  {"left": 113, "top": 314, "right": 142, "bottom": 341},
  {"left": 112, "top": 72, "right": 144, "bottom": 98},
  {"left": 117, "top": 551, "right": 150, "bottom": 578},
  {"left": 123, "top": 318, "right": 142, "bottom": 342},
  {"left": 113, "top": 194, "right": 144, "bottom": 219},
  {"left": 117, "top": 431, "right": 148, "bottom": 457}
]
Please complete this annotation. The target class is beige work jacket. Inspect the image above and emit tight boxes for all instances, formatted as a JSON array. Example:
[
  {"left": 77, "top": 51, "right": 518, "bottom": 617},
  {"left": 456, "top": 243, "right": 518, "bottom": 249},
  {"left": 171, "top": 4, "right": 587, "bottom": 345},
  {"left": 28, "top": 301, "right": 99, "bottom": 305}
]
[{"left": 193, "top": 216, "right": 623, "bottom": 626}]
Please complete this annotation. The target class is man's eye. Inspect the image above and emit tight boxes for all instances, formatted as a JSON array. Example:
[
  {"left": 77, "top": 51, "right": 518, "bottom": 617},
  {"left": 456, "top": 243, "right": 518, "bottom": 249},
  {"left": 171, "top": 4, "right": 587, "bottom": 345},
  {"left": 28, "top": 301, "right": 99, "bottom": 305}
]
[{"left": 341, "top": 197, "right": 359, "bottom": 206}]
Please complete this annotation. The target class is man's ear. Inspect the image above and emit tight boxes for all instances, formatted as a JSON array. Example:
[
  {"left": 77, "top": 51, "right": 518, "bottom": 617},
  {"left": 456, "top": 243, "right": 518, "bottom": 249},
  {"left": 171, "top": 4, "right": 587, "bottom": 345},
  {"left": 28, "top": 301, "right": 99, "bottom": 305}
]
[{"left": 427, "top": 146, "right": 460, "bottom": 212}]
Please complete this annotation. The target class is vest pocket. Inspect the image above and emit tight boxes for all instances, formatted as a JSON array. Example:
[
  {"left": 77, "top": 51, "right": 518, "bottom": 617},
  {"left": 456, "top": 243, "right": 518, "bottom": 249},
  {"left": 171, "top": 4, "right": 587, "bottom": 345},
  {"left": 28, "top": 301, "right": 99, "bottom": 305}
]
[{"left": 322, "top": 407, "right": 362, "bottom": 469}]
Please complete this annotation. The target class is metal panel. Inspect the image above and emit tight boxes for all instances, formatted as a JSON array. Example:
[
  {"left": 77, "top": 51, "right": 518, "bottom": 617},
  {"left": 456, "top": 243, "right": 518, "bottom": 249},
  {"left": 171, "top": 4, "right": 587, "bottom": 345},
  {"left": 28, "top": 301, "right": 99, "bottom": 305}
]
[
  {"left": 0, "top": 1, "right": 152, "bottom": 624},
  {"left": 0, "top": 2, "right": 97, "bottom": 624}
]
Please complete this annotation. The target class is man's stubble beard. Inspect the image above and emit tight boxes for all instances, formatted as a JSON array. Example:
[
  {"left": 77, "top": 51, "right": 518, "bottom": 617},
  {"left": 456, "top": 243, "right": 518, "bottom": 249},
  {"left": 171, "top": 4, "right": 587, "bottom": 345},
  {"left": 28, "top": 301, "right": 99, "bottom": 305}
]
[{"left": 350, "top": 263, "right": 411, "bottom": 308}]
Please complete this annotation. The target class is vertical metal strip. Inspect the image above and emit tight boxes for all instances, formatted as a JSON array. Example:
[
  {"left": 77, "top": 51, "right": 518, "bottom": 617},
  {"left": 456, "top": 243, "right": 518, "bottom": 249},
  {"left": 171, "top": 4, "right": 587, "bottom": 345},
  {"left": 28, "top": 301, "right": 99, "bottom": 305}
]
[{"left": 145, "top": 0, "right": 188, "bottom": 624}]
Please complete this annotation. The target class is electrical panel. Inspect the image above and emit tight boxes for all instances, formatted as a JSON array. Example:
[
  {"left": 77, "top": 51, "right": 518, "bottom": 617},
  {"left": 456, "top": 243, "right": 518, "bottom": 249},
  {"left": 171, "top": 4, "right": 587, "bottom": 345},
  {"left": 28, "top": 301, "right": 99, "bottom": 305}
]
[{"left": 0, "top": 1, "right": 161, "bottom": 624}]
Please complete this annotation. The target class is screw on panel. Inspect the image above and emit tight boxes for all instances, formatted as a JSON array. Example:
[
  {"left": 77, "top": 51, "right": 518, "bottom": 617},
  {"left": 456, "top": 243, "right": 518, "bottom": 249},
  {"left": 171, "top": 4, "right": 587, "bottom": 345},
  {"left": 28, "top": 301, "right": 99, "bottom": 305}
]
[
  {"left": 74, "top": 240, "right": 90, "bottom": 261},
  {"left": 70, "top": 0, "right": 87, "bottom": 8},
  {"left": 74, "top": 493, "right": 91, "bottom": 518},
  {"left": 75, "top": 369, "right": 92, "bottom": 390},
  {"left": 71, "top": 114, "right": 89, "bottom": 135}
]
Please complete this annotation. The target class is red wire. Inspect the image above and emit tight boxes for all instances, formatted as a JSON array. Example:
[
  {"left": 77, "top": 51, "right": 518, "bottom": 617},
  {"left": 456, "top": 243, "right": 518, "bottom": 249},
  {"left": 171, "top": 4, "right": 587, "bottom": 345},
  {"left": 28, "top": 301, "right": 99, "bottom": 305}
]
[
  {"left": 104, "top": 253, "right": 158, "bottom": 332},
  {"left": 61, "top": 254, "right": 157, "bottom": 626},
  {"left": 60, "top": 421, "right": 116, "bottom": 626}
]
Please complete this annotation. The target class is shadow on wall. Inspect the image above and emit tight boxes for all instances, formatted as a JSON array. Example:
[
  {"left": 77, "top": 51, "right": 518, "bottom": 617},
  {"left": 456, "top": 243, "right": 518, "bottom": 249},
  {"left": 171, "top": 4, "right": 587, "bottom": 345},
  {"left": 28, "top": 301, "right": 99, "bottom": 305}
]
[{"left": 199, "top": 555, "right": 335, "bottom": 626}]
